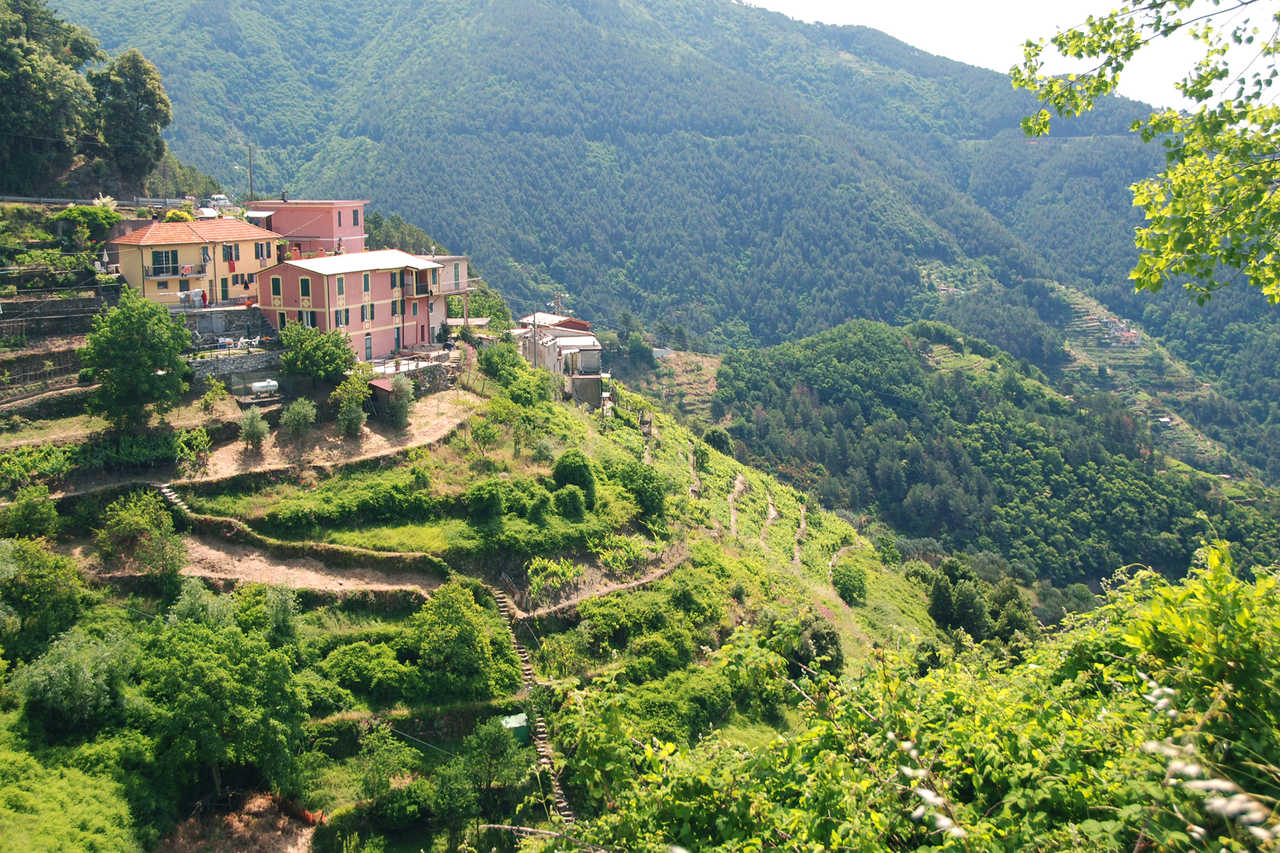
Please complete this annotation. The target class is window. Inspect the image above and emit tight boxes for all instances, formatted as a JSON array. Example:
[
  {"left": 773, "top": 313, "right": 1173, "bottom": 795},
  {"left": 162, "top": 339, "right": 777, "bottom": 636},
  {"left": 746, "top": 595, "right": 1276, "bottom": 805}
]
[
  {"left": 454, "top": 262, "right": 460, "bottom": 283},
  {"left": 150, "top": 249, "right": 177, "bottom": 276},
  {"left": 369, "top": 303, "right": 375, "bottom": 321},
  {"left": 428, "top": 299, "right": 434, "bottom": 314},
  {"left": 364, "top": 334, "right": 372, "bottom": 361},
  {"left": 264, "top": 242, "right": 272, "bottom": 259},
  {"left": 344, "top": 308, "right": 350, "bottom": 326},
  {"left": 278, "top": 312, "right": 287, "bottom": 328},
  {"left": 335, "top": 309, "right": 343, "bottom": 327},
  {"left": 201, "top": 245, "right": 211, "bottom": 264},
  {"left": 222, "top": 244, "right": 232, "bottom": 262},
  {"left": 337, "top": 210, "right": 342, "bottom": 228},
  {"left": 253, "top": 242, "right": 261, "bottom": 259},
  {"left": 411, "top": 302, "right": 418, "bottom": 317},
  {"left": 300, "top": 277, "right": 311, "bottom": 298},
  {"left": 231, "top": 274, "right": 242, "bottom": 286},
  {"left": 247, "top": 273, "right": 256, "bottom": 285},
  {"left": 179, "top": 280, "right": 190, "bottom": 292},
  {"left": 336, "top": 275, "right": 344, "bottom": 296},
  {"left": 156, "top": 280, "right": 169, "bottom": 290},
  {"left": 352, "top": 209, "right": 359, "bottom": 227},
  {"left": 235, "top": 243, "right": 241, "bottom": 261},
  {"left": 400, "top": 298, "right": 405, "bottom": 315},
  {"left": 360, "top": 304, "right": 366, "bottom": 322},
  {"left": 363, "top": 273, "right": 370, "bottom": 293},
  {"left": 310, "top": 310, "right": 317, "bottom": 327},
  {"left": 431, "top": 268, "right": 438, "bottom": 286},
  {"left": 270, "top": 276, "right": 281, "bottom": 296},
  {"left": 391, "top": 299, "right": 398, "bottom": 316}
]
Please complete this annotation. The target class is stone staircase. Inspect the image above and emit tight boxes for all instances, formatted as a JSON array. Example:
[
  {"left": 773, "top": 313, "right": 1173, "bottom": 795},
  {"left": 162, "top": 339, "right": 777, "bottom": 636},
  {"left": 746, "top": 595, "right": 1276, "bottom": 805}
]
[
  {"left": 155, "top": 482, "right": 191, "bottom": 516},
  {"left": 491, "top": 588, "right": 576, "bottom": 824}
]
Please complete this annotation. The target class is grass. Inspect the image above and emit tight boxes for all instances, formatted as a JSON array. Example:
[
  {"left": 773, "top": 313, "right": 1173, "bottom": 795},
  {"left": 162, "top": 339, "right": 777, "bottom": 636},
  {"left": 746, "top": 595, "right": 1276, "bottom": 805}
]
[{"left": 325, "top": 519, "right": 476, "bottom": 554}]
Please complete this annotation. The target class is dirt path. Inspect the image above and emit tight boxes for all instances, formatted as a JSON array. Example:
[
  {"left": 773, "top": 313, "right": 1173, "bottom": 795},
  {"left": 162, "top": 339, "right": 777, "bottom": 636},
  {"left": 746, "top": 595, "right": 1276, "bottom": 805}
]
[
  {"left": 760, "top": 492, "right": 778, "bottom": 546},
  {"left": 517, "top": 542, "right": 690, "bottom": 621},
  {"left": 793, "top": 503, "right": 807, "bottom": 567},
  {"left": 183, "top": 534, "right": 440, "bottom": 594},
  {"left": 201, "top": 389, "right": 480, "bottom": 480},
  {"left": 728, "top": 473, "right": 747, "bottom": 537},
  {"left": 827, "top": 544, "right": 855, "bottom": 582}
]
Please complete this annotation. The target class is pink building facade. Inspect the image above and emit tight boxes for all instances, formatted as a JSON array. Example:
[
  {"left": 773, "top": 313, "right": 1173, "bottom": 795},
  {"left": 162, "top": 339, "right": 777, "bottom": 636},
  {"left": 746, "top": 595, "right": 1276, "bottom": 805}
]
[
  {"left": 256, "top": 249, "right": 478, "bottom": 361},
  {"left": 246, "top": 198, "right": 369, "bottom": 256}
]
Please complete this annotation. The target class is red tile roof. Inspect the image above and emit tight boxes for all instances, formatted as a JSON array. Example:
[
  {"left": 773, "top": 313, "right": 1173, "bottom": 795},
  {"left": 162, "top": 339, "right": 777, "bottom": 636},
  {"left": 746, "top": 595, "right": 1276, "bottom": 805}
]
[{"left": 111, "top": 219, "right": 280, "bottom": 246}]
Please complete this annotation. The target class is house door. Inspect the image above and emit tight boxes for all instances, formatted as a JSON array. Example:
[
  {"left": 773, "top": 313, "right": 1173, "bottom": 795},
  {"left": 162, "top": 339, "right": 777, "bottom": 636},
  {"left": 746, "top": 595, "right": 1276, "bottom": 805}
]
[
  {"left": 220, "top": 278, "right": 229, "bottom": 302},
  {"left": 364, "top": 333, "right": 372, "bottom": 361},
  {"left": 394, "top": 327, "right": 400, "bottom": 352}
]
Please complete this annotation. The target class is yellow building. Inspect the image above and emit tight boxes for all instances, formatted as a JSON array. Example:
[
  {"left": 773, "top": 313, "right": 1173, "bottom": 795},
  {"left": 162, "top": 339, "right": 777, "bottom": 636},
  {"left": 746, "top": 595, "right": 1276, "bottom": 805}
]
[{"left": 111, "top": 219, "right": 282, "bottom": 306}]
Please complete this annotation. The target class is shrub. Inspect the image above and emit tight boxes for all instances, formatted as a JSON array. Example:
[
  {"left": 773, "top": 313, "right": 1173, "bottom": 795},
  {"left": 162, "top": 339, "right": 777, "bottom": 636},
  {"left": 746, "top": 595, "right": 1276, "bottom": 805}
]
[
  {"left": 336, "top": 401, "right": 367, "bottom": 437},
  {"left": 611, "top": 459, "right": 666, "bottom": 521},
  {"left": 465, "top": 479, "right": 505, "bottom": 522},
  {"left": 526, "top": 555, "right": 583, "bottom": 603},
  {"left": 321, "top": 641, "right": 413, "bottom": 703},
  {"left": 531, "top": 438, "right": 555, "bottom": 463},
  {"left": 407, "top": 581, "right": 519, "bottom": 701},
  {"left": 95, "top": 490, "right": 185, "bottom": 584},
  {"left": 692, "top": 441, "right": 710, "bottom": 470},
  {"left": 831, "top": 559, "right": 867, "bottom": 605},
  {"left": 1, "top": 484, "right": 58, "bottom": 538},
  {"left": 0, "top": 538, "right": 84, "bottom": 661},
  {"left": 331, "top": 365, "right": 373, "bottom": 437},
  {"left": 553, "top": 484, "right": 586, "bottom": 520},
  {"left": 386, "top": 375, "right": 414, "bottom": 429},
  {"left": 477, "top": 342, "right": 525, "bottom": 385},
  {"left": 17, "top": 630, "right": 131, "bottom": 736},
  {"left": 702, "top": 427, "right": 732, "bottom": 455},
  {"left": 294, "top": 669, "right": 356, "bottom": 717},
  {"left": 239, "top": 406, "right": 268, "bottom": 451},
  {"left": 280, "top": 398, "right": 317, "bottom": 441},
  {"left": 552, "top": 449, "right": 596, "bottom": 508},
  {"left": 77, "top": 367, "right": 93, "bottom": 385},
  {"left": 199, "top": 378, "right": 227, "bottom": 412}
]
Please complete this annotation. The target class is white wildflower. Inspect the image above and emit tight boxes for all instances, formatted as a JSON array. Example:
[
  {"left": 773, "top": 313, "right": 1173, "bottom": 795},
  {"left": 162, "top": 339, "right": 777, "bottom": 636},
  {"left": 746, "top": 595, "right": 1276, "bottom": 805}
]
[
  {"left": 910, "top": 805, "right": 927, "bottom": 821},
  {"left": 1167, "top": 760, "right": 1202, "bottom": 779},
  {"left": 915, "top": 787, "right": 944, "bottom": 808},
  {"left": 899, "top": 765, "right": 926, "bottom": 780},
  {"left": 1185, "top": 779, "right": 1241, "bottom": 794},
  {"left": 1248, "top": 826, "right": 1275, "bottom": 844}
]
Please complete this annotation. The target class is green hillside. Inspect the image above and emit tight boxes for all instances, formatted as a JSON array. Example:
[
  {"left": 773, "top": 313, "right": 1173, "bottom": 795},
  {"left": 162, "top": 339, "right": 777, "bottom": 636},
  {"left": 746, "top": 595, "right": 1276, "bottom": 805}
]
[{"left": 713, "top": 320, "right": 1280, "bottom": 584}]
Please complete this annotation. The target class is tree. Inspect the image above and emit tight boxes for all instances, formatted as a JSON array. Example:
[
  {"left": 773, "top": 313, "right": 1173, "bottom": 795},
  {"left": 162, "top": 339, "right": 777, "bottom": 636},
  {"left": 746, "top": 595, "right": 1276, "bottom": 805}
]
[
  {"left": 279, "top": 323, "right": 355, "bottom": 384},
  {"left": 162, "top": 208, "right": 193, "bottom": 222},
  {"left": 463, "top": 718, "right": 525, "bottom": 814},
  {"left": 0, "top": 0, "right": 101, "bottom": 191},
  {"left": 95, "top": 490, "right": 185, "bottom": 596},
  {"left": 81, "top": 289, "right": 191, "bottom": 428},
  {"left": 1013, "top": 1, "right": 1280, "bottom": 303},
  {"left": 358, "top": 724, "right": 419, "bottom": 800},
  {"left": 331, "top": 363, "right": 372, "bottom": 437},
  {"left": 16, "top": 629, "right": 131, "bottom": 736},
  {"left": 552, "top": 448, "right": 596, "bottom": 509},
  {"left": 407, "top": 581, "right": 510, "bottom": 701},
  {"left": 279, "top": 397, "right": 316, "bottom": 441},
  {"left": 239, "top": 405, "right": 268, "bottom": 451},
  {"left": 1, "top": 484, "right": 58, "bottom": 538},
  {"left": 0, "top": 538, "right": 83, "bottom": 661},
  {"left": 142, "top": 622, "right": 306, "bottom": 797},
  {"left": 386, "top": 374, "right": 413, "bottom": 429},
  {"left": 831, "top": 558, "right": 867, "bottom": 605},
  {"left": 88, "top": 48, "right": 171, "bottom": 185}
]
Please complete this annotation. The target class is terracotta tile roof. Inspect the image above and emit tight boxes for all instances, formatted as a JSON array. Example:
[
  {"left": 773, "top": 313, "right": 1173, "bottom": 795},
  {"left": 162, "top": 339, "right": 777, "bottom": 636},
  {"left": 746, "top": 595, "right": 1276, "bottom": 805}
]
[{"left": 111, "top": 219, "right": 280, "bottom": 246}]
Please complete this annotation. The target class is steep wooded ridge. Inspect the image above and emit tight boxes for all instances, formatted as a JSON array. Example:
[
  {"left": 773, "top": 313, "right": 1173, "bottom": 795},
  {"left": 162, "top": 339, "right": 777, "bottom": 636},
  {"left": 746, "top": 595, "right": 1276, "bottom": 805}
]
[{"left": 52, "top": 0, "right": 1280, "bottom": 480}]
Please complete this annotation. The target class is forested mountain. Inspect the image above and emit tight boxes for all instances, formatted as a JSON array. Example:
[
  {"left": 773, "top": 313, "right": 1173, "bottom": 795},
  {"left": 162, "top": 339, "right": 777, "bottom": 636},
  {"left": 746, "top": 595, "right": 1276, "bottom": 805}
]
[
  {"left": 53, "top": 0, "right": 1279, "bottom": 477},
  {"left": 713, "top": 319, "right": 1280, "bottom": 584},
  {"left": 51, "top": 0, "right": 1136, "bottom": 340}
]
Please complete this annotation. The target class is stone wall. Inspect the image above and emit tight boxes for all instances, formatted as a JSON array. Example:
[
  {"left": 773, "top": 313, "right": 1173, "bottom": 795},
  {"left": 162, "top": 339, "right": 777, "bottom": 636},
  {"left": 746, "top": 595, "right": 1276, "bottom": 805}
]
[{"left": 190, "top": 349, "right": 281, "bottom": 379}]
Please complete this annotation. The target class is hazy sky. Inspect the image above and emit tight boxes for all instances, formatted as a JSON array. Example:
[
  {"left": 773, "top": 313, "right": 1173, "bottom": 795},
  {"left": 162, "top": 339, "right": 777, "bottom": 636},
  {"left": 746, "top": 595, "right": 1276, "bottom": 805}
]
[{"left": 748, "top": 0, "right": 1203, "bottom": 108}]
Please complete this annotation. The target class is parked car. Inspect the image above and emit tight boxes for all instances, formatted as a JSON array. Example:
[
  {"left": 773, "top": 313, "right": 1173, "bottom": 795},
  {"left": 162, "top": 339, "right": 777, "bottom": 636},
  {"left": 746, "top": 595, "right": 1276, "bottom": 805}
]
[{"left": 209, "top": 193, "right": 232, "bottom": 208}]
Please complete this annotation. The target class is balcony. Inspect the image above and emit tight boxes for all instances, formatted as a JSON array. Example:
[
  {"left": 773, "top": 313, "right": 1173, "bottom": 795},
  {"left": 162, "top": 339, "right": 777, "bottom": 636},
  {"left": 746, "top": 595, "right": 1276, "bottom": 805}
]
[{"left": 145, "top": 262, "right": 206, "bottom": 278}]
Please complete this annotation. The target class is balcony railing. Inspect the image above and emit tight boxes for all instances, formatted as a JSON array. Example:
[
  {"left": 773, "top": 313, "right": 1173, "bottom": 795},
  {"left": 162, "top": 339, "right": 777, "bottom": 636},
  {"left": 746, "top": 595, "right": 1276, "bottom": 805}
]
[{"left": 145, "top": 262, "right": 206, "bottom": 278}]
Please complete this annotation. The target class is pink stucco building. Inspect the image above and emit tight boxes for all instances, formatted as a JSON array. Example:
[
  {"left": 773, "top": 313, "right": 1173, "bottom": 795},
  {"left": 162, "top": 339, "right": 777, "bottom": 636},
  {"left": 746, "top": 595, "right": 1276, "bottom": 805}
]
[
  {"left": 256, "top": 249, "right": 476, "bottom": 361},
  {"left": 245, "top": 198, "right": 369, "bottom": 256}
]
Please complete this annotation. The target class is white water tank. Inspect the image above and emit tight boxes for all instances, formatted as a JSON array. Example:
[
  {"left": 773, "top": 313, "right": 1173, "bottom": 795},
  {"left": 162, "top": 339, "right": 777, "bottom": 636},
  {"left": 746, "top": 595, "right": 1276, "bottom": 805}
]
[{"left": 250, "top": 379, "right": 278, "bottom": 395}]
